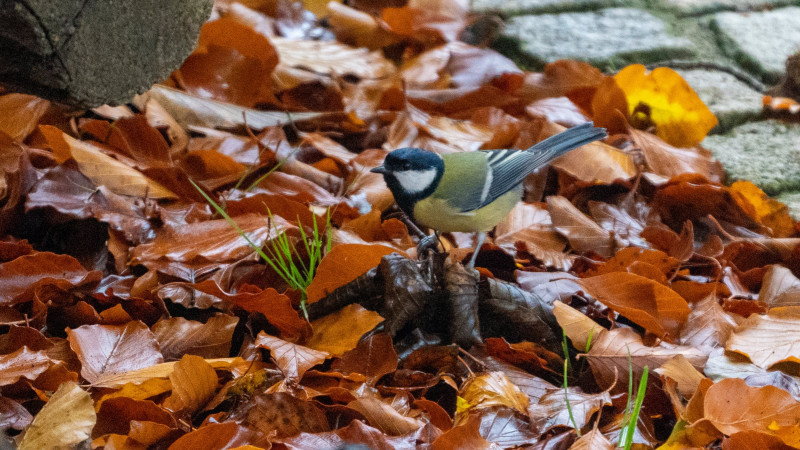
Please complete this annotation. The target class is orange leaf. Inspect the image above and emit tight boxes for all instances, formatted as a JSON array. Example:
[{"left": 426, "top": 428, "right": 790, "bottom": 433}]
[
  {"left": 577, "top": 272, "right": 690, "bottom": 340},
  {"left": 306, "top": 304, "right": 384, "bottom": 356},
  {"left": 163, "top": 355, "right": 218, "bottom": 414},
  {"left": 306, "top": 243, "right": 396, "bottom": 304},
  {"left": 730, "top": 180, "right": 795, "bottom": 238},
  {"left": 704, "top": 378, "right": 800, "bottom": 446}
]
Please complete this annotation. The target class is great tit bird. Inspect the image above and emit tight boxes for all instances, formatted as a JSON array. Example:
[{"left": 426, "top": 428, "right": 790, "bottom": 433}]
[{"left": 371, "top": 122, "right": 607, "bottom": 268}]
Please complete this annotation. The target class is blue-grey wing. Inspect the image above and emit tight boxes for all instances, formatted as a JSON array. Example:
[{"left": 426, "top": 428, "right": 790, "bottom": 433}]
[{"left": 463, "top": 122, "right": 607, "bottom": 212}]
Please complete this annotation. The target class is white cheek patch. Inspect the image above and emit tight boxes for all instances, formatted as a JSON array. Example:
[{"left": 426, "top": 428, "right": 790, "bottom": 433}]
[{"left": 393, "top": 169, "right": 438, "bottom": 194}]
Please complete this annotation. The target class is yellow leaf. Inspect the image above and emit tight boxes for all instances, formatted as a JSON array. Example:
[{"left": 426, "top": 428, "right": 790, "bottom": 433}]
[
  {"left": 19, "top": 382, "right": 96, "bottom": 450},
  {"left": 615, "top": 64, "right": 718, "bottom": 147}
]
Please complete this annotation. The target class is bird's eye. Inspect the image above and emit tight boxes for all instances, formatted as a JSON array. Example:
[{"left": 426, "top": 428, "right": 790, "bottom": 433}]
[{"left": 402, "top": 162, "right": 412, "bottom": 170}]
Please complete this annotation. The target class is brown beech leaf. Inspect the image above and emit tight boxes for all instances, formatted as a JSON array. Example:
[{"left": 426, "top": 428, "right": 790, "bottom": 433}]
[
  {"left": 654, "top": 174, "right": 761, "bottom": 231},
  {"left": 194, "top": 282, "right": 310, "bottom": 342},
  {"left": 584, "top": 327, "right": 706, "bottom": 389},
  {"left": 67, "top": 321, "right": 164, "bottom": 384},
  {"left": 102, "top": 114, "right": 173, "bottom": 168},
  {"left": 254, "top": 332, "right": 329, "bottom": 380},
  {"left": 39, "top": 125, "right": 177, "bottom": 198},
  {"left": 569, "top": 427, "right": 615, "bottom": 450},
  {"left": 547, "top": 196, "right": 613, "bottom": 258},
  {"left": 235, "top": 392, "right": 330, "bottom": 439},
  {"left": 631, "top": 129, "right": 721, "bottom": 182},
  {"left": 517, "top": 60, "right": 605, "bottom": 102},
  {"left": 0, "top": 397, "right": 32, "bottom": 431},
  {"left": 94, "top": 396, "right": 175, "bottom": 437},
  {"left": 0, "top": 252, "right": 101, "bottom": 304},
  {"left": 382, "top": 0, "right": 467, "bottom": 43},
  {"left": 89, "top": 357, "right": 242, "bottom": 389},
  {"left": 272, "top": 37, "right": 395, "bottom": 91},
  {"left": 703, "top": 378, "right": 800, "bottom": 446},
  {"left": 0, "top": 93, "right": 50, "bottom": 141},
  {"left": 168, "top": 422, "right": 261, "bottom": 450},
  {"left": 151, "top": 315, "right": 238, "bottom": 361},
  {"left": 727, "top": 307, "right": 800, "bottom": 369},
  {"left": 529, "top": 386, "right": 612, "bottom": 433},
  {"left": 431, "top": 414, "right": 493, "bottom": 450},
  {"left": 759, "top": 265, "right": 800, "bottom": 308},
  {"left": 18, "top": 382, "right": 95, "bottom": 450},
  {"left": 331, "top": 333, "right": 398, "bottom": 385},
  {"left": 0, "top": 347, "right": 53, "bottom": 386},
  {"left": 163, "top": 355, "right": 218, "bottom": 414},
  {"left": 655, "top": 354, "right": 706, "bottom": 398},
  {"left": 494, "top": 202, "right": 572, "bottom": 270},
  {"left": 178, "top": 17, "right": 278, "bottom": 107},
  {"left": 587, "top": 247, "right": 679, "bottom": 279},
  {"left": 577, "top": 272, "right": 690, "bottom": 340},
  {"left": 306, "top": 303, "right": 384, "bottom": 356},
  {"left": 526, "top": 96, "right": 588, "bottom": 126},
  {"left": 306, "top": 243, "right": 397, "bottom": 303},
  {"left": 680, "top": 294, "right": 739, "bottom": 351},
  {"left": 460, "top": 371, "right": 529, "bottom": 417},
  {"left": 552, "top": 301, "right": 606, "bottom": 352},
  {"left": 347, "top": 397, "right": 424, "bottom": 436},
  {"left": 131, "top": 213, "right": 291, "bottom": 263}
]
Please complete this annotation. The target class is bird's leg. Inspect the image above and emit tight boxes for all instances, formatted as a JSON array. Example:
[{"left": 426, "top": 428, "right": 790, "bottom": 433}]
[
  {"left": 417, "top": 230, "right": 441, "bottom": 259},
  {"left": 466, "top": 231, "right": 486, "bottom": 269}
]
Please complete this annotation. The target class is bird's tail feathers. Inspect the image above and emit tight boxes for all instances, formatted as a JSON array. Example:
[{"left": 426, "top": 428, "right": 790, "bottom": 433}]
[{"left": 528, "top": 122, "right": 607, "bottom": 162}]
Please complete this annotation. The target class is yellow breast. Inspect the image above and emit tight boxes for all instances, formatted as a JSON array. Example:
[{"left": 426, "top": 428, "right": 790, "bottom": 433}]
[{"left": 412, "top": 189, "right": 521, "bottom": 232}]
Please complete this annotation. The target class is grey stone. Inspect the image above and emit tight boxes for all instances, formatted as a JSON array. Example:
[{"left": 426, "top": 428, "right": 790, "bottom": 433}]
[
  {"left": 471, "top": 0, "right": 623, "bottom": 15},
  {"left": 676, "top": 69, "right": 763, "bottom": 131},
  {"left": 504, "top": 8, "right": 694, "bottom": 69},
  {"left": 0, "top": 0, "right": 213, "bottom": 108},
  {"left": 711, "top": 7, "right": 800, "bottom": 83},
  {"left": 703, "top": 120, "right": 800, "bottom": 195},
  {"left": 664, "top": 0, "right": 800, "bottom": 15},
  {"left": 776, "top": 190, "right": 800, "bottom": 220}
]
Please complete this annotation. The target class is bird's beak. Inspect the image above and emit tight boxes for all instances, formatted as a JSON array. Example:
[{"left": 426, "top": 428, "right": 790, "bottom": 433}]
[{"left": 370, "top": 165, "right": 387, "bottom": 174}]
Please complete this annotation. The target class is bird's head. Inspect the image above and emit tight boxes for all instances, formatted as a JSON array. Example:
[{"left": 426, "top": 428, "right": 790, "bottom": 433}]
[{"left": 371, "top": 147, "right": 444, "bottom": 212}]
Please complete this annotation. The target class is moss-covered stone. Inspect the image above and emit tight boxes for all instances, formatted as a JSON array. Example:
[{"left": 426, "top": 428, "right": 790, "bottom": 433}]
[
  {"left": 503, "top": 8, "right": 694, "bottom": 71},
  {"left": 710, "top": 7, "right": 800, "bottom": 84},
  {"left": 677, "top": 69, "right": 763, "bottom": 132},
  {"left": 703, "top": 120, "right": 800, "bottom": 195}
]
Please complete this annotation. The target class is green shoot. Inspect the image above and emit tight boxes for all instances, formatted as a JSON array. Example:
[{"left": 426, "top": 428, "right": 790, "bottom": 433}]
[
  {"left": 585, "top": 328, "right": 594, "bottom": 353},
  {"left": 621, "top": 366, "right": 649, "bottom": 450},
  {"left": 189, "top": 179, "right": 330, "bottom": 320},
  {"left": 562, "top": 331, "right": 580, "bottom": 436},
  {"left": 261, "top": 209, "right": 330, "bottom": 319}
]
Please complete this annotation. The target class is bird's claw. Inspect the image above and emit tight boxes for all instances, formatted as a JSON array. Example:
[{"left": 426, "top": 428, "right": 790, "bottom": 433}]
[{"left": 417, "top": 234, "right": 440, "bottom": 259}]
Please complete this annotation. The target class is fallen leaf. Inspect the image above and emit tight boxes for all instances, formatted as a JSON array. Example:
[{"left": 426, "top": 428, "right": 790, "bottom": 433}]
[
  {"left": 163, "top": 354, "right": 218, "bottom": 413},
  {"left": 151, "top": 315, "right": 238, "bottom": 361},
  {"left": 547, "top": 196, "right": 613, "bottom": 258},
  {"left": 306, "top": 303, "right": 384, "bottom": 356},
  {"left": 578, "top": 272, "right": 691, "bottom": 340},
  {"left": 18, "top": 382, "right": 96, "bottom": 450},
  {"left": 0, "top": 347, "right": 53, "bottom": 386},
  {"left": 615, "top": 64, "right": 718, "bottom": 147},
  {"left": 306, "top": 243, "right": 397, "bottom": 303},
  {"left": 727, "top": 307, "right": 800, "bottom": 369},
  {"left": 39, "top": 125, "right": 177, "bottom": 198},
  {"left": 67, "top": 321, "right": 164, "bottom": 384},
  {"left": 584, "top": 327, "right": 706, "bottom": 389},
  {"left": 254, "top": 332, "right": 329, "bottom": 380},
  {"left": 0, "top": 93, "right": 50, "bottom": 141},
  {"left": 703, "top": 378, "right": 800, "bottom": 447}
]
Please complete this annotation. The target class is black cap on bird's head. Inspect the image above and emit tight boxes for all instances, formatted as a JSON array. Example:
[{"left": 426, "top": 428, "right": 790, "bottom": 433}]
[
  {"left": 371, "top": 147, "right": 444, "bottom": 214},
  {"left": 371, "top": 147, "right": 443, "bottom": 174}
]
